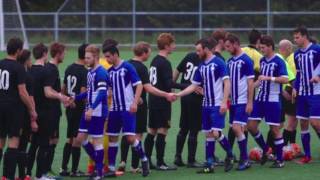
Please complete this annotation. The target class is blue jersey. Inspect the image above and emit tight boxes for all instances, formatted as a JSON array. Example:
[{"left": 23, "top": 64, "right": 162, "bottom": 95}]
[
  {"left": 227, "top": 52, "right": 254, "bottom": 105},
  {"left": 256, "top": 55, "right": 288, "bottom": 102},
  {"left": 192, "top": 55, "right": 229, "bottom": 107},
  {"left": 108, "top": 61, "right": 141, "bottom": 111},
  {"left": 87, "top": 65, "right": 109, "bottom": 117},
  {"left": 294, "top": 43, "right": 320, "bottom": 96}
]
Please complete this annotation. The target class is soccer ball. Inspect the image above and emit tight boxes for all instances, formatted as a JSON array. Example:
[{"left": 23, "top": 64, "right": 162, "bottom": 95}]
[
  {"left": 282, "top": 145, "right": 294, "bottom": 161},
  {"left": 290, "top": 143, "right": 302, "bottom": 157},
  {"left": 249, "top": 147, "right": 263, "bottom": 161}
]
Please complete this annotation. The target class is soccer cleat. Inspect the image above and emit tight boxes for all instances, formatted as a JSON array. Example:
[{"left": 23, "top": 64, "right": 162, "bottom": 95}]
[
  {"left": 156, "top": 163, "right": 177, "bottom": 171},
  {"left": 59, "top": 168, "right": 70, "bottom": 176},
  {"left": 87, "top": 164, "right": 95, "bottom": 174},
  {"left": 1, "top": 177, "right": 7, "bottom": 180},
  {"left": 104, "top": 171, "right": 116, "bottom": 178},
  {"left": 24, "top": 175, "right": 32, "bottom": 180},
  {"left": 35, "top": 175, "right": 55, "bottom": 180},
  {"left": 70, "top": 170, "right": 87, "bottom": 177},
  {"left": 296, "top": 156, "right": 312, "bottom": 164},
  {"left": 270, "top": 160, "right": 285, "bottom": 168},
  {"left": 260, "top": 153, "right": 268, "bottom": 165},
  {"left": 141, "top": 160, "right": 150, "bottom": 177},
  {"left": 88, "top": 175, "right": 103, "bottom": 180},
  {"left": 187, "top": 161, "right": 204, "bottom": 168},
  {"left": 117, "top": 161, "right": 126, "bottom": 172},
  {"left": 174, "top": 156, "right": 186, "bottom": 167},
  {"left": 236, "top": 160, "right": 251, "bottom": 171},
  {"left": 196, "top": 166, "right": 214, "bottom": 174},
  {"left": 224, "top": 157, "right": 234, "bottom": 172},
  {"left": 103, "top": 165, "right": 109, "bottom": 173}
]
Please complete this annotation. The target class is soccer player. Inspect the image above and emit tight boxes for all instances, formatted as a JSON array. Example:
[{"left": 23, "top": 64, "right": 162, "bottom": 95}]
[
  {"left": 145, "top": 33, "right": 185, "bottom": 170},
  {"left": 60, "top": 43, "right": 89, "bottom": 177},
  {"left": 224, "top": 33, "right": 254, "bottom": 170},
  {"left": 175, "top": 38, "right": 234, "bottom": 174},
  {"left": 16, "top": 49, "right": 38, "bottom": 180},
  {"left": 212, "top": 29, "right": 228, "bottom": 60},
  {"left": 278, "top": 40, "right": 297, "bottom": 145},
  {"left": 0, "top": 38, "right": 37, "bottom": 180},
  {"left": 104, "top": 45, "right": 150, "bottom": 177},
  {"left": 242, "top": 29, "right": 263, "bottom": 78},
  {"left": 73, "top": 44, "right": 109, "bottom": 180},
  {"left": 292, "top": 26, "right": 320, "bottom": 164},
  {"left": 27, "top": 43, "right": 49, "bottom": 179},
  {"left": 172, "top": 49, "right": 203, "bottom": 168},
  {"left": 118, "top": 42, "right": 176, "bottom": 173},
  {"left": 248, "top": 35, "right": 288, "bottom": 168}
]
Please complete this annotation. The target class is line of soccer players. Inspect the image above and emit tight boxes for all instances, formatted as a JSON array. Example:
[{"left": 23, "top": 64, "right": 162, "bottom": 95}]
[{"left": 1, "top": 25, "right": 320, "bottom": 180}]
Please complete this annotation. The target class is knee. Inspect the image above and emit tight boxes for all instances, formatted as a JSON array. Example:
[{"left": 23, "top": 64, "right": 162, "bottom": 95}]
[
  {"left": 109, "top": 136, "right": 118, "bottom": 143},
  {"left": 126, "top": 135, "right": 135, "bottom": 144},
  {"left": 300, "top": 120, "right": 309, "bottom": 130},
  {"left": 147, "top": 128, "right": 157, "bottom": 135}
]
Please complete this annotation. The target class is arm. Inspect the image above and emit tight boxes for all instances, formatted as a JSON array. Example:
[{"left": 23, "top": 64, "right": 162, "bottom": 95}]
[
  {"left": 130, "top": 83, "right": 143, "bottom": 113},
  {"left": 44, "top": 86, "right": 69, "bottom": 103},
  {"left": 176, "top": 84, "right": 198, "bottom": 97},
  {"left": 18, "top": 84, "right": 37, "bottom": 121},
  {"left": 246, "top": 78, "right": 254, "bottom": 114},
  {"left": 220, "top": 78, "right": 230, "bottom": 114},
  {"left": 91, "top": 89, "right": 107, "bottom": 109},
  {"left": 61, "top": 84, "right": 67, "bottom": 95},
  {"left": 144, "top": 83, "right": 168, "bottom": 98},
  {"left": 172, "top": 69, "right": 180, "bottom": 82}
]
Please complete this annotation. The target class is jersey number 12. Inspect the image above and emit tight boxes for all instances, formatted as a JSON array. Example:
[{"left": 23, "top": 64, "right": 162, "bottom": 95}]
[{"left": 67, "top": 75, "right": 77, "bottom": 96}]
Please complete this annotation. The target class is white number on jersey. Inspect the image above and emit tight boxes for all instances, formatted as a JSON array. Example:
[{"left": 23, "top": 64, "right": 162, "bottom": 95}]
[
  {"left": 149, "top": 66, "right": 157, "bottom": 85},
  {"left": 184, "top": 62, "right": 198, "bottom": 81},
  {"left": 0, "top": 69, "right": 10, "bottom": 90},
  {"left": 67, "top": 75, "right": 77, "bottom": 96}
]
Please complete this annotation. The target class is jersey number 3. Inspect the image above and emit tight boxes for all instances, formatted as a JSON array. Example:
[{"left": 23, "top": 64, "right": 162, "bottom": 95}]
[
  {"left": 149, "top": 66, "right": 157, "bottom": 85},
  {"left": 0, "top": 69, "right": 9, "bottom": 90},
  {"left": 67, "top": 75, "right": 77, "bottom": 96}
]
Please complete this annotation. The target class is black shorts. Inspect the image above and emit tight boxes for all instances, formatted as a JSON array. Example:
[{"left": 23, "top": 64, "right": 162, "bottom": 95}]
[
  {"left": 66, "top": 107, "right": 84, "bottom": 138},
  {"left": 136, "top": 105, "right": 147, "bottom": 133},
  {"left": 282, "top": 97, "right": 296, "bottom": 117},
  {"left": 148, "top": 106, "right": 171, "bottom": 129},
  {"left": 36, "top": 108, "right": 61, "bottom": 145},
  {"left": 0, "top": 103, "right": 24, "bottom": 138},
  {"left": 180, "top": 95, "right": 202, "bottom": 131}
]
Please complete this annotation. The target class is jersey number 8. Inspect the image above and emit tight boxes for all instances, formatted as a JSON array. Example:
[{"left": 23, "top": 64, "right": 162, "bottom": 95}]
[{"left": 0, "top": 69, "right": 10, "bottom": 90}]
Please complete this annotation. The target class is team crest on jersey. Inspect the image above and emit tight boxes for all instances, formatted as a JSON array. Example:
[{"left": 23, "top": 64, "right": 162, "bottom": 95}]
[{"left": 120, "top": 69, "right": 126, "bottom": 77}]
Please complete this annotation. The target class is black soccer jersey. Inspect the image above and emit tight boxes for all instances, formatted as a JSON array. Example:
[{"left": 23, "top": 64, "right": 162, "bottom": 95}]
[
  {"left": 0, "top": 59, "right": 26, "bottom": 105},
  {"left": 26, "top": 70, "right": 34, "bottom": 96},
  {"left": 128, "top": 59, "right": 150, "bottom": 105},
  {"left": 30, "top": 64, "right": 47, "bottom": 111},
  {"left": 63, "top": 63, "right": 87, "bottom": 109},
  {"left": 43, "top": 62, "right": 62, "bottom": 115},
  {"left": 177, "top": 52, "right": 201, "bottom": 85},
  {"left": 149, "top": 55, "right": 173, "bottom": 109}
]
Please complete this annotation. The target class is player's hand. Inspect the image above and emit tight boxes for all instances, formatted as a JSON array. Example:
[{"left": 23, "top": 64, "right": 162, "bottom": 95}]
[
  {"left": 29, "top": 110, "right": 38, "bottom": 123},
  {"left": 258, "top": 75, "right": 270, "bottom": 81},
  {"left": 310, "top": 76, "right": 320, "bottom": 83},
  {"left": 30, "top": 120, "right": 38, "bottom": 132},
  {"left": 245, "top": 102, "right": 253, "bottom": 115},
  {"left": 220, "top": 102, "right": 228, "bottom": 114},
  {"left": 165, "top": 93, "right": 177, "bottom": 102},
  {"left": 130, "top": 102, "right": 138, "bottom": 113},
  {"left": 85, "top": 109, "right": 93, "bottom": 121},
  {"left": 292, "top": 88, "right": 297, "bottom": 103},
  {"left": 138, "top": 98, "right": 144, "bottom": 105},
  {"left": 195, "top": 87, "right": 204, "bottom": 95}
]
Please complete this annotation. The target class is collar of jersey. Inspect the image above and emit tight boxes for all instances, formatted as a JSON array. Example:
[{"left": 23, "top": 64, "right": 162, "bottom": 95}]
[
  {"left": 112, "top": 60, "right": 124, "bottom": 69},
  {"left": 233, "top": 52, "right": 245, "bottom": 60},
  {"left": 204, "top": 55, "right": 216, "bottom": 64},
  {"left": 300, "top": 43, "right": 313, "bottom": 52},
  {"left": 266, "top": 54, "right": 276, "bottom": 62}
]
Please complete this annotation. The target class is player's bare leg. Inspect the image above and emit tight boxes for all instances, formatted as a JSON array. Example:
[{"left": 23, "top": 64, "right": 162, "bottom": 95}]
[{"left": 248, "top": 120, "right": 268, "bottom": 165}]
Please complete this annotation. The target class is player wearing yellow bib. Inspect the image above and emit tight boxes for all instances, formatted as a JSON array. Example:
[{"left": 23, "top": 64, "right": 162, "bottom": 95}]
[
  {"left": 87, "top": 39, "right": 117, "bottom": 175},
  {"left": 242, "top": 29, "right": 263, "bottom": 80}
]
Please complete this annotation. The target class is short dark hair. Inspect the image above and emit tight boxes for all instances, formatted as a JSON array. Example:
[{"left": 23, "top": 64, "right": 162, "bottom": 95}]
[
  {"left": 248, "top": 29, "right": 261, "bottom": 45},
  {"left": 32, "top": 43, "right": 48, "bottom": 59},
  {"left": 260, "top": 35, "right": 275, "bottom": 50},
  {"left": 6, "top": 37, "right": 23, "bottom": 55},
  {"left": 78, "top": 43, "right": 89, "bottom": 59},
  {"left": 102, "top": 38, "right": 118, "bottom": 53},
  {"left": 293, "top": 25, "right": 310, "bottom": 38},
  {"left": 103, "top": 45, "right": 120, "bottom": 56},
  {"left": 50, "top": 42, "right": 66, "bottom": 58},
  {"left": 17, "top": 49, "right": 31, "bottom": 65},
  {"left": 195, "top": 38, "right": 217, "bottom": 50},
  {"left": 225, "top": 33, "right": 240, "bottom": 44}
]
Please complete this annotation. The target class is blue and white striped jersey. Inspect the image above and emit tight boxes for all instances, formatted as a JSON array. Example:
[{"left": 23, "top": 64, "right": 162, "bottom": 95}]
[
  {"left": 87, "top": 65, "right": 109, "bottom": 117},
  {"left": 192, "top": 55, "right": 229, "bottom": 107},
  {"left": 294, "top": 43, "right": 320, "bottom": 96},
  {"left": 108, "top": 61, "right": 142, "bottom": 111},
  {"left": 256, "top": 55, "right": 288, "bottom": 102},
  {"left": 227, "top": 52, "right": 254, "bottom": 105}
]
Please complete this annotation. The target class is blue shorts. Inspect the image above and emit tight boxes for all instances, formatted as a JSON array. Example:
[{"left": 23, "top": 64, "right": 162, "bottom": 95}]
[
  {"left": 107, "top": 111, "right": 136, "bottom": 136},
  {"left": 78, "top": 115, "right": 107, "bottom": 138},
  {"left": 202, "top": 107, "right": 225, "bottom": 132},
  {"left": 249, "top": 101, "right": 281, "bottom": 126},
  {"left": 229, "top": 104, "right": 248, "bottom": 126},
  {"left": 296, "top": 95, "right": 320, "bottom": 120}
]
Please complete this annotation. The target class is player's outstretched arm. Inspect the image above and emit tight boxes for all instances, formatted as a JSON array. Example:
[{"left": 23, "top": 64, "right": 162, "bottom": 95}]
[{"left": 176, "top": 84, "right": 198, "bottom": 97}]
